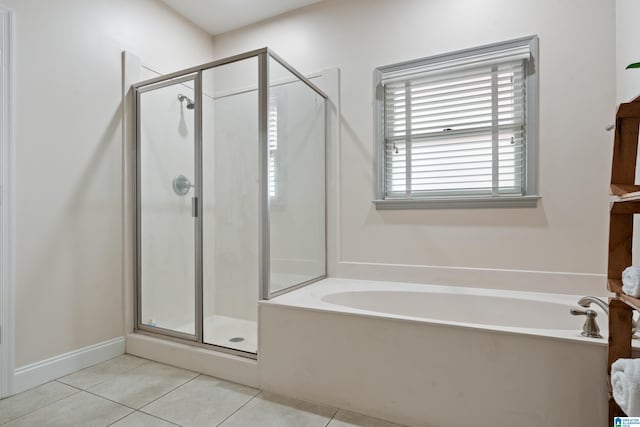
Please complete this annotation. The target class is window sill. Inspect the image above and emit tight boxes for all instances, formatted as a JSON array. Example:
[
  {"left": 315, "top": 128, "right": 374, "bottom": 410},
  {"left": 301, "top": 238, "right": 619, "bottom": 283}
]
[{"left": 372, "top": 195, "right": 540, "bottom": 210}]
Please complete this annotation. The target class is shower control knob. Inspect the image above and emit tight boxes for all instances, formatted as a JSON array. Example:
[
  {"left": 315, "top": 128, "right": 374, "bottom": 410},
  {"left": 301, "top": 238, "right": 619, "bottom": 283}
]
[{"left": 172, "top": 174, "right": 193, "bottom": 196}]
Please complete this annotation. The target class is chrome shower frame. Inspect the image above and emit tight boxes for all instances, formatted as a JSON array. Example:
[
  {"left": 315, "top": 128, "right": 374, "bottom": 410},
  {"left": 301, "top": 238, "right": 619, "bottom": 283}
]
[{"left": 131, "top": 48, "right": 328, "bottom": 359}]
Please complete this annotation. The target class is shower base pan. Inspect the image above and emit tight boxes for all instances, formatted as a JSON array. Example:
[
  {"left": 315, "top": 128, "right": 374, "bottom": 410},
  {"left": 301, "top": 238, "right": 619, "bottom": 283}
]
[{"left": 149, "top": 314, "right": 257, "bottom": 354}]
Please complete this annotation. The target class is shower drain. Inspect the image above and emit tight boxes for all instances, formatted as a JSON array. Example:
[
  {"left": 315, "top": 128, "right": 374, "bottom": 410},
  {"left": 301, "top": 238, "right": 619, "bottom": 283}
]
[{"left": 229, "top": 337, "right": 245, "bottom": 343}]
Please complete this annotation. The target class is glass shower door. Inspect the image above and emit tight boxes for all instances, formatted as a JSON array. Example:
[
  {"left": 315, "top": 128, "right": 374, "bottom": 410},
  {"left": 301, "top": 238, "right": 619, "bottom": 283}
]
[
  {"left": 132, "top": 48, "right": 327, "bottom": 357},
  {"left": 137, "top": 75, "right": 199, "bottom": 339},
  {"left": 267, "top": 55, "right": 326, "bottom": 297},
  {"left": 201, "top": 57, "right": 259, "bottom": 354}
]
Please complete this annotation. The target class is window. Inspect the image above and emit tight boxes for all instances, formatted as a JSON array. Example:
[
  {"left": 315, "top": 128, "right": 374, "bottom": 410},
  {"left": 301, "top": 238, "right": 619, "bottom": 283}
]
[
  {"left": 268, "top": 96, "right": 278, "bottom": 199},
  {"left": 374, "top": 36, "right": 539, "bottom": 209}
]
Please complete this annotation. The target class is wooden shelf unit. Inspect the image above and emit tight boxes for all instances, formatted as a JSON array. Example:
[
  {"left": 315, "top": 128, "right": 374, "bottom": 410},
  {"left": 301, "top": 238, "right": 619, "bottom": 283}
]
[
  {"left": 610, "top": 184, "right": 640, "bottom": 201},
  {"left": 608, "top": 95, "right": 640, "bottom": 420}
]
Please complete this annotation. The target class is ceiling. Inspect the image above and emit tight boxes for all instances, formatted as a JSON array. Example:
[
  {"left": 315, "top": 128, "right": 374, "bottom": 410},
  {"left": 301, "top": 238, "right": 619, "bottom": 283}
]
[{"left": 159, "top": 0, "right": 324, "bottom": 36}]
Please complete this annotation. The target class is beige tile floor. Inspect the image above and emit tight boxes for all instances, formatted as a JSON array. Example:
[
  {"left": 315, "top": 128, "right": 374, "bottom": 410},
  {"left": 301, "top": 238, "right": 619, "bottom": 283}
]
[{"left": 0, "top": 355, "right": 405, "bottom": 427}]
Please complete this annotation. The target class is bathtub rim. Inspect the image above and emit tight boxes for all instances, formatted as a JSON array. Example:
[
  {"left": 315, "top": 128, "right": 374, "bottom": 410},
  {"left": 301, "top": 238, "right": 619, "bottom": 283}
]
[{"left": 260, "top": 277, "right": 639, "bottom": 348}]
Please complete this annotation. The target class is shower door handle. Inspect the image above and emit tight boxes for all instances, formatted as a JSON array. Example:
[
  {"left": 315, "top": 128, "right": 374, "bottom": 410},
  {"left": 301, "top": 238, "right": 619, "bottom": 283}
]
[{"left": 191, "top": 197, "right": 198, "bottom": 218}]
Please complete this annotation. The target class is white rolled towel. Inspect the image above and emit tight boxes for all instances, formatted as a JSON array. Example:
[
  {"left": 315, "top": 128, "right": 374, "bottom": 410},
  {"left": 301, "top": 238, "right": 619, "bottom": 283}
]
[
  {"left": 622, "top": 266, "right": 640, "bottom": 297},
  {"left": 612, "top": 358, "right": 640, "bottom": 416}
]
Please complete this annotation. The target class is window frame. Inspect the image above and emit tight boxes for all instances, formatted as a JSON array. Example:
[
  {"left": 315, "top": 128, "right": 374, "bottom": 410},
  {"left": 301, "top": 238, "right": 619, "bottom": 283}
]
[{"left": 373, "top": 36, "right": 540, "bottom": 209}]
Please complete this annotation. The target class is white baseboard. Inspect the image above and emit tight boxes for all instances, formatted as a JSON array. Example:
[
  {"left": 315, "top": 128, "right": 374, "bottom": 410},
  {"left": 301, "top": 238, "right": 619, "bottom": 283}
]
[{"left": 13, "top": 337, "right": 125, "bottom": 394}]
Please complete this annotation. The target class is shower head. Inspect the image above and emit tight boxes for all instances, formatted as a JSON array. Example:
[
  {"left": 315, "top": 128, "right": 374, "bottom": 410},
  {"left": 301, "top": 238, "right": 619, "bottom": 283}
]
[{"left": 178, "top": 94, "right": 195, "bottom": 110}]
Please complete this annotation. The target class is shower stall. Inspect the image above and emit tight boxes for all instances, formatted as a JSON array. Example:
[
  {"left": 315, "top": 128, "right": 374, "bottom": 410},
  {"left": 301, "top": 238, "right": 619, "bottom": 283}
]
[{"left": 132, "top": 48, "right": 326, "bottom": 357}]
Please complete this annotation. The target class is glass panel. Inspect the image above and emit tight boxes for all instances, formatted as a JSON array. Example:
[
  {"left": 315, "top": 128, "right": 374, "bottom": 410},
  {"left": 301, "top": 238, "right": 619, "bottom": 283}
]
[
  {"left": 202, "top": 57, "right": 259, "bottom": 353},
  {"left": 268, "top": 56, "right": 326, "bottom": 295},
  {"left": 139, "top": 78, "right": 196, "bottom": 336}
]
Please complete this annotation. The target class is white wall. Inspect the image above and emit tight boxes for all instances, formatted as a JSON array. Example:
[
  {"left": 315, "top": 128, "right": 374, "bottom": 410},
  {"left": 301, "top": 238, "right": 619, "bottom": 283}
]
[
  {"left": 616, "top": 0, "right": 640, "bottom": 103},
  {"left": 212, "top": 0, "right": 617, "bottom": 294},
  {"left": 5, "top": 0, "right": 619, "bottom": 370},
  {"left": 5, "top": 0, "right": 215, "bottom": 368}
]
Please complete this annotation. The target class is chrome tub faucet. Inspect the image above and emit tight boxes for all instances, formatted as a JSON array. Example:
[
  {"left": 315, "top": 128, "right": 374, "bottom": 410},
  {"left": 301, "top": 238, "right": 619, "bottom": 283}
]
[
  {"left": 572, "top": 296, "right": 637, "bottom": 337},
  {"left": 570, "top": 306, "right": 602, "bottom": 338}
]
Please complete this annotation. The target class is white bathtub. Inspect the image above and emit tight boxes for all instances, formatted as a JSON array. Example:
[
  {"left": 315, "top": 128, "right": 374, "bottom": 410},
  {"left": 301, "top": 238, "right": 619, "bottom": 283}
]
[{"left": 259, "top": 278, "right": 629, "bottom": 427}]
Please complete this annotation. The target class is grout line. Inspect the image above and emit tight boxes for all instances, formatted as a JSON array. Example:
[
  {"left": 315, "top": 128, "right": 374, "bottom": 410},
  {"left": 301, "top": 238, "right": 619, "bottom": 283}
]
[
  {"left": 133, "top": 412, "right": 183, "bottom": 427},
  {"left": 106, "top": 410, "right": 183, "bottom": 427},
  {"left": 0, "top": 382, "right": 82, "bottom": 426},
  {"left": 60, "top": 361, "right": 219, "bottom": 425},
  {"left": 325, "top": 407, "right": 340, "bottom": 427},
  {"left": 66, "top": 372, "right": 201, "bottom": 423},
  {"left": 215, "top": 390, "right": 262, "bottom": 426},
  {"left": 63, "top": 367, "right": 196, "bottom": 412},
  {"left": 137, "top": 374, "right": 202, "bottom": 411},
  {"left": 56, "top": 356, "right": 149, "bottom": 390},
  {"left": 104, "top": 409, "right": 136, "bottom": 427},
  {"left": 62, "top": 383, "right": 140, "bottom": 412},
  {"left": 139, "top": 410, "right": 183, "bottom": 427}
]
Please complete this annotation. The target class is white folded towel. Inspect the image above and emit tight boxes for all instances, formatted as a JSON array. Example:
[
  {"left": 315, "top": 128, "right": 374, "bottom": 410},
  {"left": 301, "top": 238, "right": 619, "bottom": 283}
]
[
  {"left": 622, "top": 266, "right": 640, "bottom": 297},
  {"left": 612, "top": 358, "right": 640, "bottom": 416}
]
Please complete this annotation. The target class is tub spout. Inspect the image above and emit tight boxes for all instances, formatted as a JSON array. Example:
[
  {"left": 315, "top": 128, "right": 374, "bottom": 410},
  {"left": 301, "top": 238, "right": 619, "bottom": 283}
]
[
  {"left": 578, "top": 296, "right": 608, "bottom": 315},
  {"left": 578, "top": 296, "right": 637, "bottom": 335}
]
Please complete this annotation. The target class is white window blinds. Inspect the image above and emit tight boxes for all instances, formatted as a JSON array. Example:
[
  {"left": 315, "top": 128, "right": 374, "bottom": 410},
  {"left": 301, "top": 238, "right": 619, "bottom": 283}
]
[
  {"left": 382, "top": 50, "right": 529, "bottom": 200},
  {"left": 268, "top": 97, "right": 278, "bottom": 199}
]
